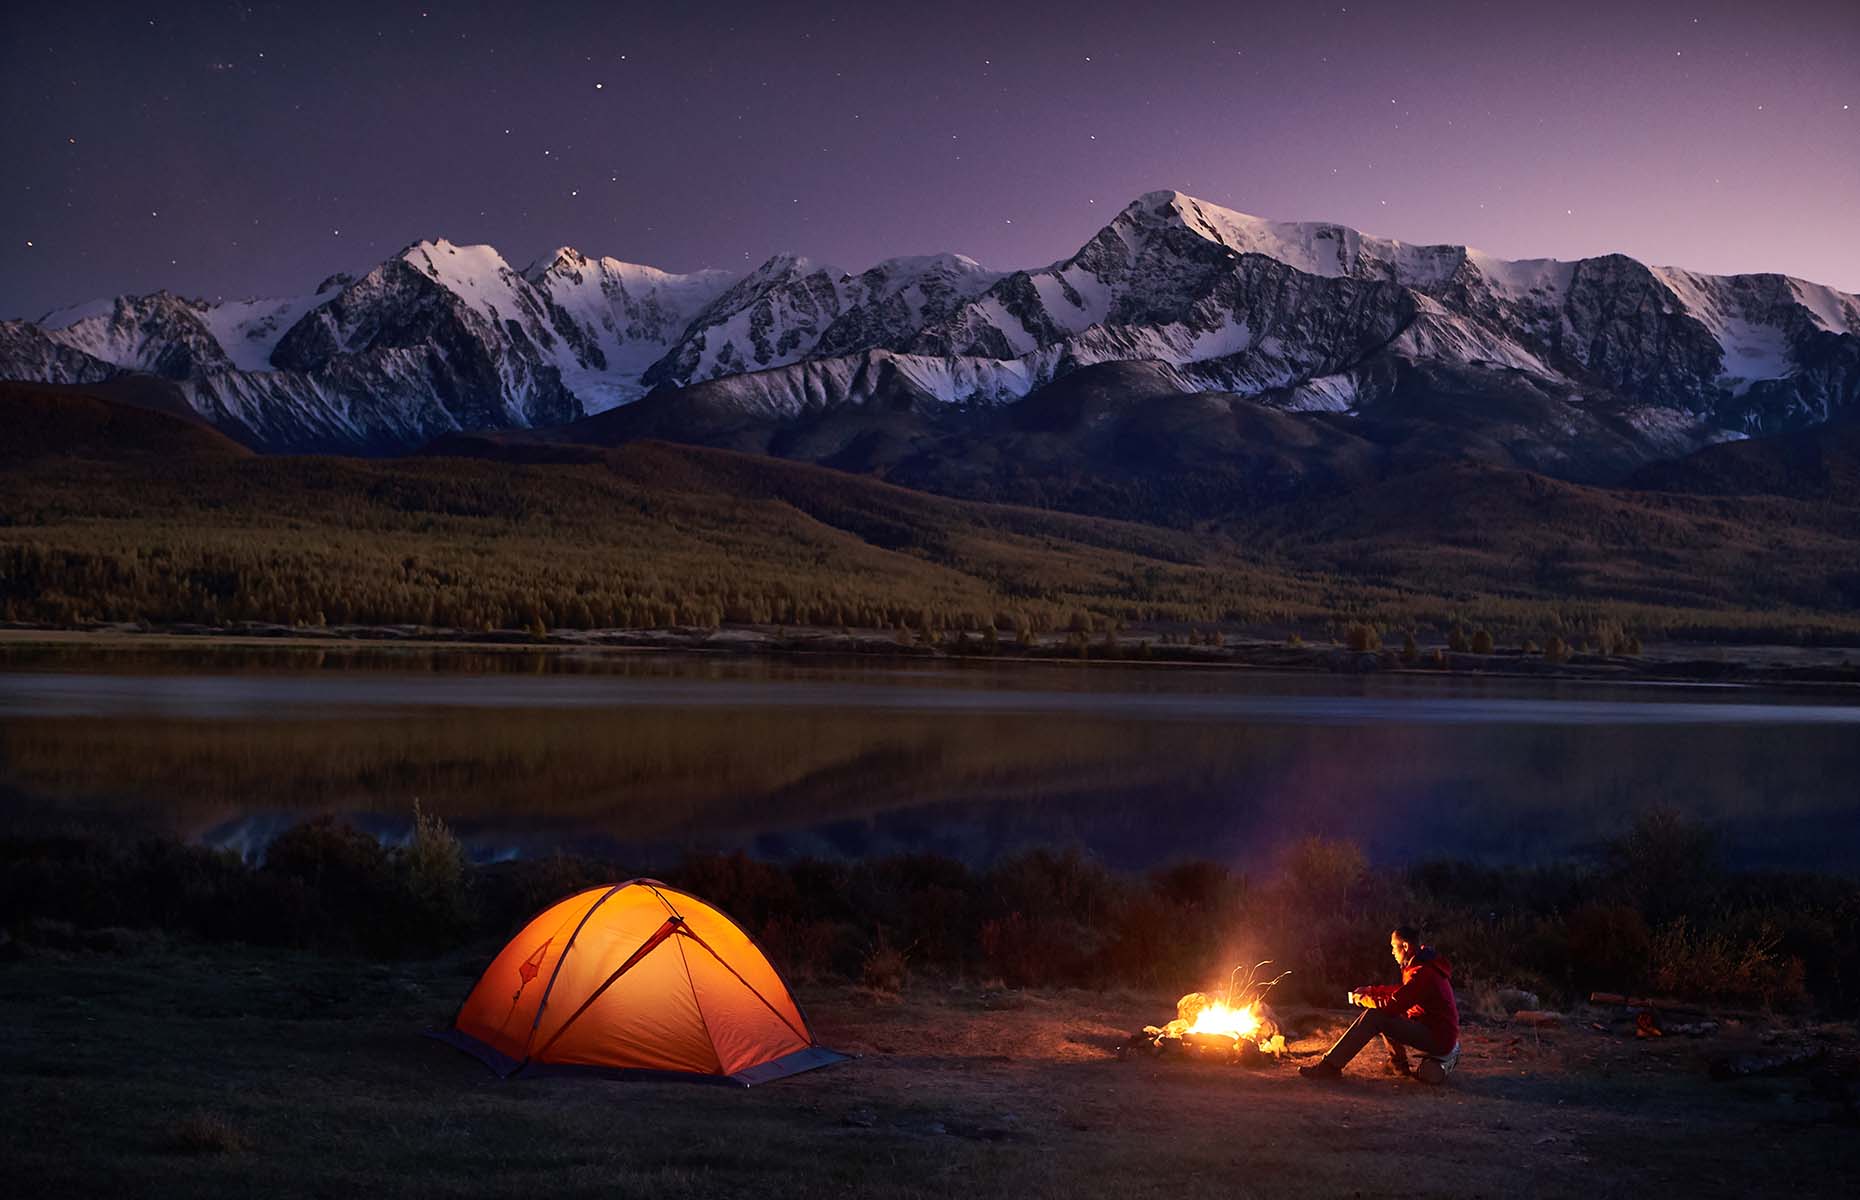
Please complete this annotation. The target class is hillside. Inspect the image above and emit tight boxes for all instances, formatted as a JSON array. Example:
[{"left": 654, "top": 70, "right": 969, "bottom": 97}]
[
  {"left": 4, "top": 386, "right": 1860, "bottom": 645},
  {"left": 0, "top": 380, "right": 249, "bottom": 465},
  {"left": 1628, "top": 421, "right": 1860, "bottom": 500}
]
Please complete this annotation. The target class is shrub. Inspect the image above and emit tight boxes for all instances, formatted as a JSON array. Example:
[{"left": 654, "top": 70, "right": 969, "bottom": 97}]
[
  {"left": 1150, "top": 860, "right": 1245, "bottom": 912},
  {"left": 979, "top": 911, "right": 1101, "bottom": 986},
  {"left": 164, "top": 1112, "right": 250, "bottom": 1156},
  {"left": 1471, "top": 629, "right": 1495, "bottom": 654},
  {"left": 1606, "top": 809, "right": 1722, "bottom": 920},
  {"left": 673, "top": 852, "right": 799, "bottom": 929},
  {"left": 986, "top": 849, "right": 1125, "bottom": 929},
  {"left": 860, "top": 936, "right": 909, "bottom": 994},
  {"left": 1344, "top": 623, "right": 1381, "bottom": 652},
  {"left": 1276, "top": 837, "right": 1367, "bottom": 912},
  {"left": 757, "top": 916, "right": 845, "bottom": 984},
  {"left": 1448, "top": 627, "right": 1471, "bottom": 652},
  {"left": 1400, "top": 632, "right": 1419, "bottom": 664},
  {"left": 1551, "top": 903, "right": 1655, "bottom": 993},
  {"left": 1650, "top": 918, "right": 1806, "bottom": 1008},
  {"left": 399, "top": 800, "right": 472, "bottom": 939},
  {"left": 262, "top": 817, "right": 399, "bottom": 948}
]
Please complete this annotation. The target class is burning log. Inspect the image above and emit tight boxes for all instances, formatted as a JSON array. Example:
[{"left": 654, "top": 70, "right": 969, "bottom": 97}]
[{"left": 1128, "top": 964, "right": 1292, "bottom": 1066}]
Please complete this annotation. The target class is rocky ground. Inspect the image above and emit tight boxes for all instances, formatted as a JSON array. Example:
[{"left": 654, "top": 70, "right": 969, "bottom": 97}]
[{"left": 4, "top": 941, "right": 1855, "bottom": 1198}]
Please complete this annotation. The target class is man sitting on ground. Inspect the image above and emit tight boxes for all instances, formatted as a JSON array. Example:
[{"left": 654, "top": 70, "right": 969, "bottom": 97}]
[{"left": 1299, "top": 925, "right": 1460, "bottom": 1083}]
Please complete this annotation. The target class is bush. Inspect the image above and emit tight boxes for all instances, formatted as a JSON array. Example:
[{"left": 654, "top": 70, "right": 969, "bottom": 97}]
[
  {"left": 979, "top": 911, "right": 1101, "bottom": 986},
  {"left": 1607, "top": 809, "right": 1722, "bottom": 921},
  {"left": 1470, "top": 629, "right": 1495, "bottom": 655},
  {"left": 1276, "top": 837, "right": 1366, "bottom": 912},
  {"left": 860, "top": 937, "right": 909, "bottom": 994},
  {"left": 1549, "top": 903, "right": 1655, "bottom": 993},
  {"left": 263, "top": 817, "right": 399, "bottom": 948},
  {"left": 672, "top": 852, "right": 799, "bottom": 929},
  {"left": 1344, "top": 624, "right": 1381, "bottom": 652},
  {"left": 6, "top": 817, "right": 1857, "bottom": 1014},
  {"left": 400, "top": 800, "right": 471, "bottom": 939},
  {"left": 757, "top": 916, "right": 845, "bottom": 984},
  {"left": 1650, "top": 918, "right": 1806, "bottom": 1008},
  {"left": 164, "top": 1112, "right": 250, "bottom": 1156},
  {"left": 986, "top": 849, "right": 1125, "bottom": 929}
]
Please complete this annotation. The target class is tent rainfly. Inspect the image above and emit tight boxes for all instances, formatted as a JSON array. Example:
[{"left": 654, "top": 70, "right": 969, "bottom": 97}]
[{"left": 433, "top": 880, "right": 846, "bottom": 1085}]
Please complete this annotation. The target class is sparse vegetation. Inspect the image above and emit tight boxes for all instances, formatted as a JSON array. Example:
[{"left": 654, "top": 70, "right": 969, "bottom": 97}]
[
  {"left": 1343, "top": 623, "right": 1380, "bottom": 652},
  {"left": 3, "top": 813, "right": 1852, "bottom": 1014}
]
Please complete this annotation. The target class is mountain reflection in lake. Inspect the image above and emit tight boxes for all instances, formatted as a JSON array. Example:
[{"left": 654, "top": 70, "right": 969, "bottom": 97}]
[{"left": 2, "top": 645, "right": 1857, "bottom": 873}]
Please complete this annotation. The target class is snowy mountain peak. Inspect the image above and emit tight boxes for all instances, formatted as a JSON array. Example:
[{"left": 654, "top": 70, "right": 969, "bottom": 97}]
[
  {"left": 399, "top": 238, "right": 522, "bottom": 291},
  {"left": 854, "top": 251, "right": 991, "bottom": 279},
  {"left": 4, "top": 190, "right": 1856, "bottom": 456},
  {"left": 1116, "top": 190, "right": 1470, "bottom": 289},
  {"left": 535, "top": 246, "right": 592, "bottom": 273}
]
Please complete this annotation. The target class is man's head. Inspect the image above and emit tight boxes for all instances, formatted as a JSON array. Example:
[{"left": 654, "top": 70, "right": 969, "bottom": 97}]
[{"left": 1390, "top": 925, "right": 1420, "bottom": 967}]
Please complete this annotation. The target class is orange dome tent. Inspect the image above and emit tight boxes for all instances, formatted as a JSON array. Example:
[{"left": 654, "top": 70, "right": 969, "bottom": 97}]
[{"left": 433, "top": 880, "right": 846, "bottom": 1085}]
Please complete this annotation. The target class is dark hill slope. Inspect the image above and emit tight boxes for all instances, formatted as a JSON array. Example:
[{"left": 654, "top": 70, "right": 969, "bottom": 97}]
[
  {"left": 1, "top": 380, "right": 250, "bottom": 464},
  {"left": 7, "top": 386, "right": 1860, "bottom": 641},
  {"left": 1628, "top": 422, "right": 1860, "bottom": 500},
  {"left": 494, "top": 360, "right": 1691, "bottom": 526}
]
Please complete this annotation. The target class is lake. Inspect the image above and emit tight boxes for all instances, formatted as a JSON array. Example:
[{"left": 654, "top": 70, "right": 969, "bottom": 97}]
[{"left": 2, "top": 642, "right": 1857, "bottom": 874}]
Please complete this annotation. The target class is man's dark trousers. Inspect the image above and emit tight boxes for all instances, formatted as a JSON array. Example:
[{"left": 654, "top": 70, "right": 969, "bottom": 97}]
[{"left": 1322, "top": 1007, "right": 1449, "bottom": 1069}]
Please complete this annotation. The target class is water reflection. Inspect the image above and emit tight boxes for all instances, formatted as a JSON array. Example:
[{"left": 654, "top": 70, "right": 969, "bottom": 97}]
[{"left": 1, "top": 647, "right": 1856, "bottom": 873}]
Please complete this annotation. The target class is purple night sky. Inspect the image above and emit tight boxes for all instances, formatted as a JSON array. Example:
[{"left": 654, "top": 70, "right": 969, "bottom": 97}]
[{"left": 2, "top": 0, "right": 1855, "bottom": 319}]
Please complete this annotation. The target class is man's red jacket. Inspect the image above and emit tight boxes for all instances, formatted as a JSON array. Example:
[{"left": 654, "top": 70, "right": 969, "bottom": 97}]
[{"left": 1357, "top": 946, "right": 1460, "bottom": 1052}]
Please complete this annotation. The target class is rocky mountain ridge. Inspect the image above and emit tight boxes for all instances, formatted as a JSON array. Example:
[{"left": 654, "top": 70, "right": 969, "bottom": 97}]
[{"left": 3, "top": 190, "right": 1855, "bottom": 460}]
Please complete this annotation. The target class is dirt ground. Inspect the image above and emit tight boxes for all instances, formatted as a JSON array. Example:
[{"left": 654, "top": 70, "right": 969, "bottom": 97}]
[{"left": 3, "top": 943, "right": 1856, "bottom": 1198}]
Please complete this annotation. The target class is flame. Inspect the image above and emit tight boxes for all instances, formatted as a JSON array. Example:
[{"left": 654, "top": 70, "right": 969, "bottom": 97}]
[
  {"left": 1158, "top": 992, "right": 1264, "bottom": 1042},
  {"left": 1184, "top": 998, "right": 1261, "bottom": 1040}
]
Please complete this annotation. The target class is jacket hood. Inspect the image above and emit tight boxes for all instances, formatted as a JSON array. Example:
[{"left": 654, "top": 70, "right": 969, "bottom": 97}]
[{"left": 1409, "top": 945, "right": 1452, "bottom": 978}]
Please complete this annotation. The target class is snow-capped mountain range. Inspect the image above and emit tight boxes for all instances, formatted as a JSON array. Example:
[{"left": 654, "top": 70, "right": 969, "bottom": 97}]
[{"left": 4, "top": 190, "right": 1856, "bottom": 459}]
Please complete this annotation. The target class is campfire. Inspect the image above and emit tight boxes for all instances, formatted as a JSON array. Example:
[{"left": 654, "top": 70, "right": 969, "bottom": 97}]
[{"left": 1127, "top": 961, "right": 1291, "bottom": 1066}]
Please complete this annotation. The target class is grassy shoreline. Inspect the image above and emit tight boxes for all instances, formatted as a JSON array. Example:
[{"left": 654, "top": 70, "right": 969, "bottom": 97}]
[
  {"left": 7, "top": 810, "right": 1856, "bottom": 1018},
  {"left": 4, "top": 623, "right": 1859, "bottom": 690}
]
